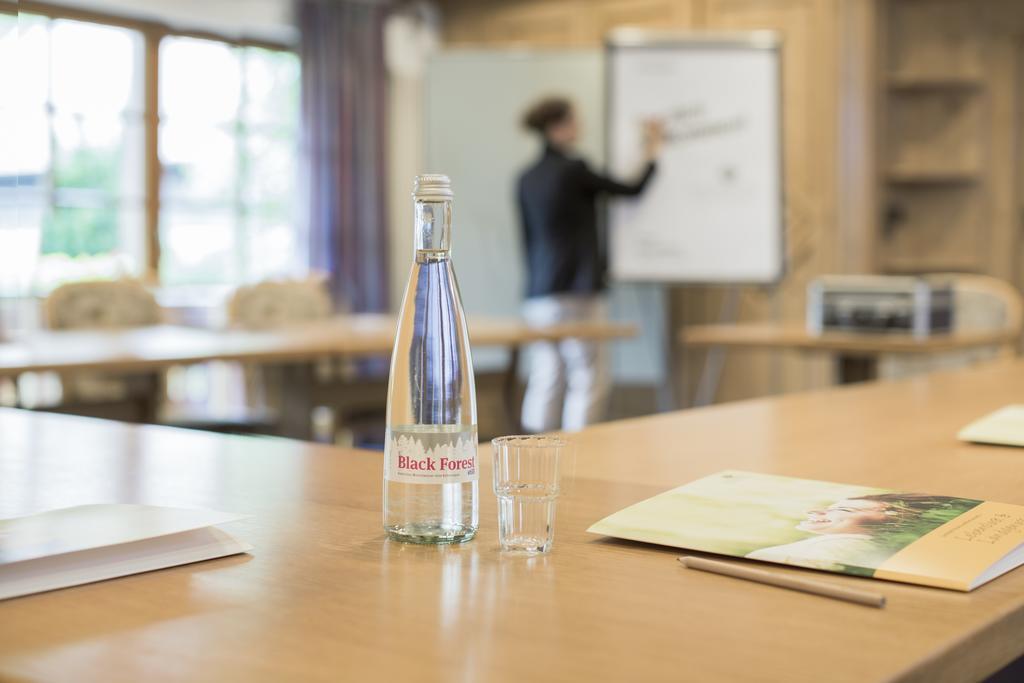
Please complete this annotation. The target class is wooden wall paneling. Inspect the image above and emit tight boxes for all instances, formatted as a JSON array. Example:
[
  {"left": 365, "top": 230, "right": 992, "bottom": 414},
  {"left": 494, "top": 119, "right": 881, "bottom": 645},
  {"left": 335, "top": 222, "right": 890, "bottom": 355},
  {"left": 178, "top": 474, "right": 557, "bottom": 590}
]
[
  {"left": 974, "top": 1, "right": 1024, "bottom": 293},
  {"left": 440, "top": 0, "right": 701, "bottom": 47},
  {"left": 972, "top": 1, "right": 1024, "bottom": 320},
  {"left": 588, "top": 0, "right": 697, "bottom": 36},
  {"left": 438, "top": 1, "right": 487, "bottom": 44},
  {"left": 975, "top": 2, "right": 1024, "bottom": 292},
  {"left": 885, "top": 0, "right": 983, "bottom": 78},
  {"left": 882, "top": 185, "right": 983, "bottom": 272},
  {"left": 986, "top": 36, "right": 1021, "bottom": 283},
  {"left": 679, "top": 0, "right": 838, "bottom": 403},
  {"left": 441, "top": 0, "right": 587, "bottom": 46},
  {"left": 836, "top": 0, "right": 880, "bottom": 275},
  {"left": 1019, "top": 39, "right": 1024, "bottom": 295},
  {"left": 885, "top": 91, "right": 983, "bottom": 175},
  {"left": 487, "top": 1, "right": 585, "bottom": 46},
  {"left": 678, "top": 285, "right": 778, "bottom": 406}
]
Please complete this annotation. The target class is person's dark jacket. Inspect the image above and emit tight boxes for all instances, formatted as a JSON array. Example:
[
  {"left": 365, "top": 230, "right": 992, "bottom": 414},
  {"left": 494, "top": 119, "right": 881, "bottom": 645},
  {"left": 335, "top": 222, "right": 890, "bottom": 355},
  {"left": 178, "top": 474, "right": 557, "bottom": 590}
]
[{"left": 517, "top": 144, "right": 656, "bottom": 299}]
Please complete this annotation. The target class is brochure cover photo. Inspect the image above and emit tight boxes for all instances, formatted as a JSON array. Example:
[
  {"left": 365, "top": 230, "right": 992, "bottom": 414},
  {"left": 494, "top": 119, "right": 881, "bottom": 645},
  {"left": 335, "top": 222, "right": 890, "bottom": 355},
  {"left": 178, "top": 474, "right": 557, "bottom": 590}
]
[{"left": 588, "top": 470, "right": 1024, "bottom": 591}]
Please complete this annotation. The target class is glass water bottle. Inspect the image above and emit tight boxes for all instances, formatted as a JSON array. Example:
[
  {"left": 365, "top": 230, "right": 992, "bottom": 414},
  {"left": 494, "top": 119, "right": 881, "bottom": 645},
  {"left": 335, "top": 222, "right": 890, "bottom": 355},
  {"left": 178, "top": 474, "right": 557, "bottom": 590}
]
[{"left": 383, "top": 174, "right": 478, "bottom": 544}]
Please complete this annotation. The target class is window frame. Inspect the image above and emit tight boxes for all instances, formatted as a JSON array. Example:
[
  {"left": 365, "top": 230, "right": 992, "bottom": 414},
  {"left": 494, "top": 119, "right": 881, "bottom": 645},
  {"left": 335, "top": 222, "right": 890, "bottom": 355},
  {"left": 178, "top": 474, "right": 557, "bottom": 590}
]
[{"left": 18, "top": 1, "right": 295, "bottom": 284}]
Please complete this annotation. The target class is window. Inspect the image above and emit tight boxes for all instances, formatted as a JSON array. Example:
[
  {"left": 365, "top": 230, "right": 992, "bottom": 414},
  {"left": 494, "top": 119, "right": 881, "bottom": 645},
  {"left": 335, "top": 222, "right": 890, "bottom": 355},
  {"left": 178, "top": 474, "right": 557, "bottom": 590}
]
[
  {"left": 3, "top": 13, "right": 145, "bottom": 295},
  {"left": 159, "top": 37, "right": 301, "bottom": 287},
  {"left": 0, "top": 11, "right": 24, "bottom": 297},
  {"left": 2, "top": 8, "right": 301, "bottom": 297}
]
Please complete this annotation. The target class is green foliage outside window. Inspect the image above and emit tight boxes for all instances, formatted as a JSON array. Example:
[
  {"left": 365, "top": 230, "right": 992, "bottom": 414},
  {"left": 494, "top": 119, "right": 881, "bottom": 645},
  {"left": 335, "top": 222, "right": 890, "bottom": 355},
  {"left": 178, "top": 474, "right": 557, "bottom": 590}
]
[{"left": 41, "top": 145, "right": 120, "bottom": 256}]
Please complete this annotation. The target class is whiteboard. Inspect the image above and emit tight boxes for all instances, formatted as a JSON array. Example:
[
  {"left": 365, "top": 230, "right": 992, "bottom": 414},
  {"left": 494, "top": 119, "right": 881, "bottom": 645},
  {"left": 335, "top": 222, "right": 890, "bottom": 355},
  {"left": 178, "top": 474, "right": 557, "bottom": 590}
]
[{"left": 607, "top": 31, "right": 784, "bottom": 284}]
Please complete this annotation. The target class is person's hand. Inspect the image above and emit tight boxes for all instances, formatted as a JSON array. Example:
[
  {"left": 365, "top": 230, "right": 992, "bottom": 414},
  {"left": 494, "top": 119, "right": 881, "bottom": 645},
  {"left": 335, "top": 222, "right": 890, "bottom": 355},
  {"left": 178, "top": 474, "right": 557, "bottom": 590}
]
[{"left": 642, "top": 118, "right": 665, "bottom": 161}]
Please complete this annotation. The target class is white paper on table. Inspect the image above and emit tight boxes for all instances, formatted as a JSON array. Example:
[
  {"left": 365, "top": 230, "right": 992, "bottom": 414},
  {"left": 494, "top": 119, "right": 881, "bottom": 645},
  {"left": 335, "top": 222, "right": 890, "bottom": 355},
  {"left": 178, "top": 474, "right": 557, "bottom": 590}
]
[
  {"left": 0, "top": 504, "right": 251, "bottom": 600},
  {"left": 958, "top": 405, "right": 1024, "bottom": 448}
]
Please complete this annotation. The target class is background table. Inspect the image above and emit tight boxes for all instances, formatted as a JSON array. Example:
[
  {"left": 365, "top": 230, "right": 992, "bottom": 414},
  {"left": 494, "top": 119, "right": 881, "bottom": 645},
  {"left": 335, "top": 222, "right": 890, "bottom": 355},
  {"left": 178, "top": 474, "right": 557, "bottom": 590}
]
[
  {"left": 0, "top": 315, "right": 636, "bottom": 377},
  {"left": 3, "top": 359, "right": 1024, "bottom": 681},
  {"left": 680, "top": 322, "right": 1018, "bottom": 404},
  {"left": 0, "top": 315, "right": 636, "bottom": 437}
]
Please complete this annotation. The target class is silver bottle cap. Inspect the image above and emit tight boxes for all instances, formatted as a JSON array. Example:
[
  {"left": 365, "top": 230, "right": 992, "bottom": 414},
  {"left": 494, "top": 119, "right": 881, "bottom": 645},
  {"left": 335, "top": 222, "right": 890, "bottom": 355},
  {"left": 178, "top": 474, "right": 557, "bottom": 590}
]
[{"left": 413, "top": 174, "right": 453, "bottom": 201}]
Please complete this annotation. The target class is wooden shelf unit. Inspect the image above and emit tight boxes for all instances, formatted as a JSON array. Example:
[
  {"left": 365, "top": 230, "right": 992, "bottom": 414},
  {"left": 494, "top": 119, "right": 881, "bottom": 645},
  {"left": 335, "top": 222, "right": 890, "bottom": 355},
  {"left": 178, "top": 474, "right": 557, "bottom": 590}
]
[
  {"left": 881, "top": 183, "right": 984, "bottom": 272},
  {"left": 884, "top": 168, "right": 981, "bottom": 185},
  {"left": 872, "top": 0, "right": 1021, "bottom": 278},
  {"left": 886, "top": 74, "right": 984, "bottom": 91}
]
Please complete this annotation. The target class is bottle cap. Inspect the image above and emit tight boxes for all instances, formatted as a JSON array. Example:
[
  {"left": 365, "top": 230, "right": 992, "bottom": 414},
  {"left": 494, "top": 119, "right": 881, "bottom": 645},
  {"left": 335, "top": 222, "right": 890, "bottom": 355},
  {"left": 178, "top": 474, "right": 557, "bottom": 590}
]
[{"left": 413, "top": 174, "right": 453, "bottom": 201}]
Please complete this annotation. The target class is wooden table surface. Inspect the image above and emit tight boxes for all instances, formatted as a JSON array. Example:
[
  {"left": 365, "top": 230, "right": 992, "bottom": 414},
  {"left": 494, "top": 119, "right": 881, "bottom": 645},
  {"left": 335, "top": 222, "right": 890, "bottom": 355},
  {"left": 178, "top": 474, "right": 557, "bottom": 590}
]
[
  {"left": 0, "top": 315, "right": 636, "bottom": 377},
  {"left": 680, "top": 322, "right": 1016, "bottom": 354},
  {"left": 3, "top": 360, "right": 1024, "bottom": 682}
]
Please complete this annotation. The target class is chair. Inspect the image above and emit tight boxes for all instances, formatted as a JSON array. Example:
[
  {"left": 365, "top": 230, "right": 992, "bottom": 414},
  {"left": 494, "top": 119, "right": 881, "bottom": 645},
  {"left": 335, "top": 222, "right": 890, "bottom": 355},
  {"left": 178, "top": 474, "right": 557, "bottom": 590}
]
[
  {"left": 163, "top": 277, "right": 335, "bottom": 437},
  {"left": 227, "top": 277, "right": 333, "bottom": 330},
  {"left": 45, "top": 279, "right": 161, "bottom": 330},
  {"left": 38, "top": 279, "right": 162, "bottom": 418},
  {"left": 878, "top": 274, "right": 1023, "bottom": 379},
  {"left": 228, "top": 277, "right": 389, "bottom": 444}
]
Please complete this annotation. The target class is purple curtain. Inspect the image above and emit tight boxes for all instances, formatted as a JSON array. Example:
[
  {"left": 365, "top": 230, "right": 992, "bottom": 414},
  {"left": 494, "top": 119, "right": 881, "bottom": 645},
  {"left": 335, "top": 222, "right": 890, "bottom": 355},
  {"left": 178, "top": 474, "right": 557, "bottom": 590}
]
[{"left": 298, "top": 0, "right": 390, "bottom": 313}]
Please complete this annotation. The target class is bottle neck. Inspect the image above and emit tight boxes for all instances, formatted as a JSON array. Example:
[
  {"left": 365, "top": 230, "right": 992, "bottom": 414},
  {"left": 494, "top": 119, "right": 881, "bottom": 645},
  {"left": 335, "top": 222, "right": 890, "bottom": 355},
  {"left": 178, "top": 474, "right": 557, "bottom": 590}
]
[{"left": 414, "top": 199, "right": 452, "bottom": 258}]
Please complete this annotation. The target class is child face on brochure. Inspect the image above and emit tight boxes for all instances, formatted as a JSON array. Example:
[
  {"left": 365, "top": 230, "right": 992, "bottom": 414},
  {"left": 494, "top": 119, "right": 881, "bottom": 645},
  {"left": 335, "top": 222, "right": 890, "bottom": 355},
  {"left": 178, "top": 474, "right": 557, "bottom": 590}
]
[{"left": 796, "top": 499, "right": 889, "bottom": 535}]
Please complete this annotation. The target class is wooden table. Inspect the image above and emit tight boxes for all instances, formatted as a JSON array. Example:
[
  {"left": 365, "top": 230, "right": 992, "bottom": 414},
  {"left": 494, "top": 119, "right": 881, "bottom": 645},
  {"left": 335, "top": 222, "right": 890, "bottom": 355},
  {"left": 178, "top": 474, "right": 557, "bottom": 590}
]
[
  {"left": 0, "top": 315, "right": 635, "bottom": 377},
  {"left": 680, "top": 322, "right": 1018, "bottom": 404},
  {"left": 0, "top": 316, "right": 635, "bottom": 437},
  {"left": 3, "top": 359, "right": 1024, "bottom": 682}
]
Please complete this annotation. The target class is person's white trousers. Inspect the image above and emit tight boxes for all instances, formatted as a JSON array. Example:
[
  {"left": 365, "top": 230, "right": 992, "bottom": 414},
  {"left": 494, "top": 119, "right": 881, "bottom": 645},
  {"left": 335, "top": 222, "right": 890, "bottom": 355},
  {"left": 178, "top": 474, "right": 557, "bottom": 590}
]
[{"left": 521, "top": 293, "right": 610, "bottom": 433}]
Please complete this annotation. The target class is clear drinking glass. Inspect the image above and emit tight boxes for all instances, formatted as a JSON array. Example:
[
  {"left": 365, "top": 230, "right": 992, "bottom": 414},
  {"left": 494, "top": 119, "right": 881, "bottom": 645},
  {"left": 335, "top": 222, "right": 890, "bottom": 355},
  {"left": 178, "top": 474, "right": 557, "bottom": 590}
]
[{"left": 492, "top": 436, "right": 567, "bottom": 554}]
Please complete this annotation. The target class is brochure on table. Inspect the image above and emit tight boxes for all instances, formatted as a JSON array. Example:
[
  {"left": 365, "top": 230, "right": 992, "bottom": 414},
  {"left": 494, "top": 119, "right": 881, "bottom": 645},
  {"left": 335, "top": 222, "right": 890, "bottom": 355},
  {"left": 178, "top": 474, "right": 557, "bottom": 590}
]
[{"left": 588, "top": 470, "right": 1024, "bottom": 591}]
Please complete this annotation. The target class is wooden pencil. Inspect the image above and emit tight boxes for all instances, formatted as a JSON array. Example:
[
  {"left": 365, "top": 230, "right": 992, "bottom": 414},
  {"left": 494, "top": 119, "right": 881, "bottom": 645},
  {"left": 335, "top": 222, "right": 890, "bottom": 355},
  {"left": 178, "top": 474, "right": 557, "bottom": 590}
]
[{"left": 678, "top": 556, "right": 887, "bottom": 608}]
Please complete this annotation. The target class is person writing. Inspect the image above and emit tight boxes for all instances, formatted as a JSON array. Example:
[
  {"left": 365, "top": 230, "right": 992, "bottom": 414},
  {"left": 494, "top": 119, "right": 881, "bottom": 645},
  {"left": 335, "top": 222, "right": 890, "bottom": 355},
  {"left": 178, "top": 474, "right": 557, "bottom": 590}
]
[{"left": 516, "top": 96, "right": 663, "bottom": 433}]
